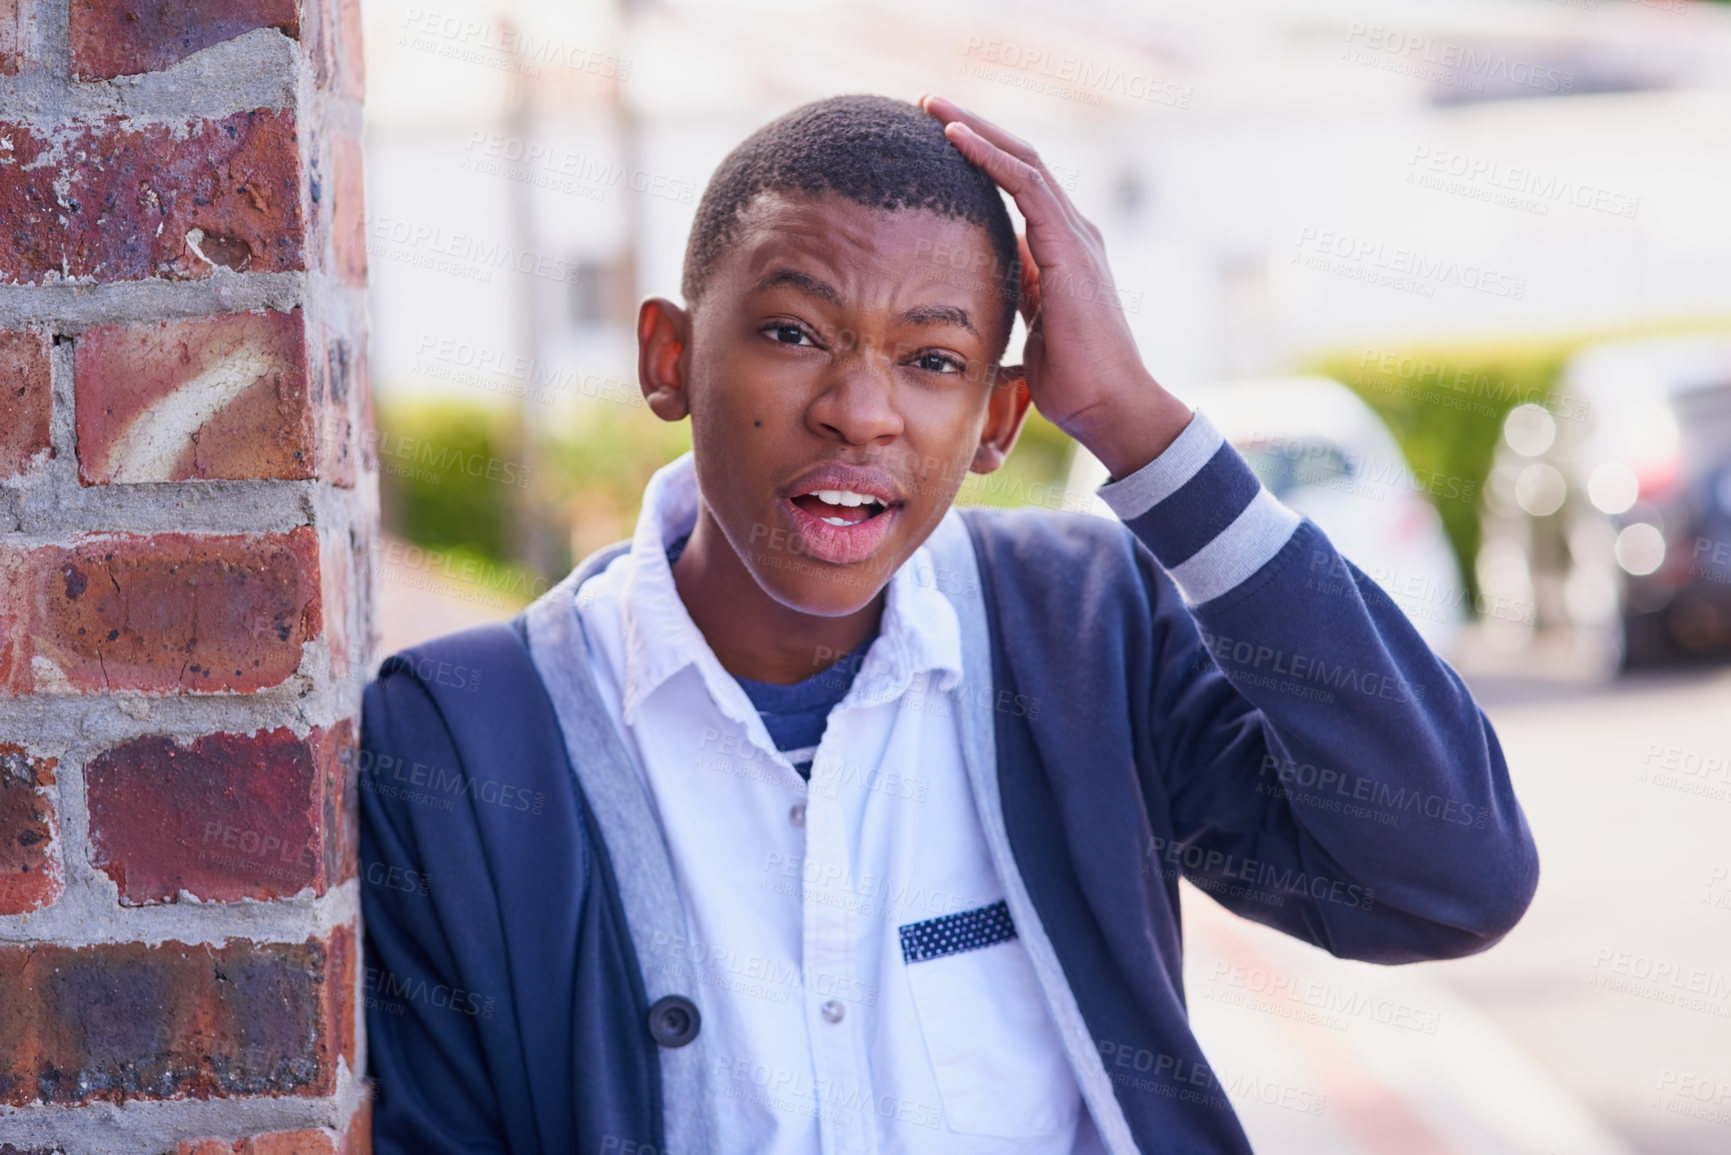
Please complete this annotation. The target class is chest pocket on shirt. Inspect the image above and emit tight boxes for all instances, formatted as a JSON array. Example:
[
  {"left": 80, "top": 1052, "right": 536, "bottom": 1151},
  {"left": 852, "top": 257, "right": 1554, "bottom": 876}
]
[{"left": 899, "top": 901, "right": 1081, "bottom": 1139}]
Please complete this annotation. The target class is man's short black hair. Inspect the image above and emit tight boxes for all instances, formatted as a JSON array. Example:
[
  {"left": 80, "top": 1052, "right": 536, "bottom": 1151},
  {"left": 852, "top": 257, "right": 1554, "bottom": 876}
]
[{"left": 681, "top": 93, "right": 1022, "bottom": 359}]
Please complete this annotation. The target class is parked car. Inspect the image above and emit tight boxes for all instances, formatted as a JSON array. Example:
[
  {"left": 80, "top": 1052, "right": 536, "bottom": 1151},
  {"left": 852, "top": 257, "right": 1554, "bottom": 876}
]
[
  {"left": 1063, "top": 376, "right": 1467, "bottom": 657},
  {"left": 1477, "top": 336, "right": 1731, "bottom": 670}
]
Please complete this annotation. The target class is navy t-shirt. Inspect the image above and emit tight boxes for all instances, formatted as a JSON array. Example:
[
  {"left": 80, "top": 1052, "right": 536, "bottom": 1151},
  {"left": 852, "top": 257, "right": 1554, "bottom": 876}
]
[{"left": 667, "top": 531, "right": 875, "bottom": 780}]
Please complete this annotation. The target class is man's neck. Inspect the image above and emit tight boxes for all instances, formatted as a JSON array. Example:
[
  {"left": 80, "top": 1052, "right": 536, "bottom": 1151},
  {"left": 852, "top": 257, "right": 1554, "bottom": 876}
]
[{"left": 669, "top": 505, "right": 885, "bottom": 685}]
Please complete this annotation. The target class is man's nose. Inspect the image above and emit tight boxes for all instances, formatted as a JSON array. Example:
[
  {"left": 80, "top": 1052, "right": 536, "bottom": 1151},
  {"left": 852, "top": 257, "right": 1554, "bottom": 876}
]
[{"left": 806, "top": 339, "right": 905, "bottom": 446}]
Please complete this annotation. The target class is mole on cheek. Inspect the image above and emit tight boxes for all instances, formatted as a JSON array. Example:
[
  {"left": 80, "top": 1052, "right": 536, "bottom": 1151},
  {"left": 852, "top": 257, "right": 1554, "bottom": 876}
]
[{"left": 753, "top": 420, "right": 763, "bottom": 428}]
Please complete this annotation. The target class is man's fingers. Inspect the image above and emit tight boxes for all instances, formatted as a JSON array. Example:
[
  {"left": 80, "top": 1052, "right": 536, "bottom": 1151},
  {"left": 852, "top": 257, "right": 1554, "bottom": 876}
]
[
  {"left": 941, "top": 121, "right": 1067, "bottom": 236},
  {"left": 922, "top": 94, "right": 1040, "bottom": 167},
  {"left": 921, "top": 94, "right": 1090, "bottom": 229}
]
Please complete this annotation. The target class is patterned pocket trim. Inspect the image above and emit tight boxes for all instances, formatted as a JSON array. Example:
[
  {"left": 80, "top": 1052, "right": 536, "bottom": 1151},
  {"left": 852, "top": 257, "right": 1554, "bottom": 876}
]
[{"left": 898, "top": 900, "right": 1017, "bottom": 964}]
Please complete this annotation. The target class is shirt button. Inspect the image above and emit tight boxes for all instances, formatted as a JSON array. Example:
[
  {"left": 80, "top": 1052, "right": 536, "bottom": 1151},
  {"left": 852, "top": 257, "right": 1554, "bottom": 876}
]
[
  {"left": 647, "top": 994, "right": 702, "bottom": 1048},
  {"left": 789, "top": 803, "right": 806, "bottom": 828},
  {"left": 820, "top": 999, "right": 846, "bottom": 1024}
]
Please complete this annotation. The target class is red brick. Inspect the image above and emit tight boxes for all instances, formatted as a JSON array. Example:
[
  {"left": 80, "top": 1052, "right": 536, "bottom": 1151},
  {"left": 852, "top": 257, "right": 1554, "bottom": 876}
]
[
  {"left": 70, "top": 0, "right": 299, "bottom": 80},
  {"left": 0, "top": 111, "right": 305, "bottom": 286},
  {"left": 4, "top": 528, "right": 322, "bottom": 696},
  {"left": 336, "top": 0, "right": 363, "bottom": 100},
  {"left": 330, "top": 133, "right": 366, "bottom": 287},
  {"left": 175, "top": 1102, "right": 369, "bottom": 1155},
  {"left": 326, "top": 921, "right": 357, "bottom": 1073},
  {"left": 304, "top": 0, "right": 335, "bottom": 89},
  {"left": 179, "top": 1130, "right": 335, "bottom": 1155},
  {"left": 179, "top": 1135, "right": 334, "bottom": 1155},
  {"left": 0, "top": 549, "right": 26, "bottom": 692},
  {"left": 75, "top": 309, "right": 315, "bottom": 484},
  {"left": 0, "top": 330, "right": 52, "bottom": 479},
  {"left": 0, "top": 0, "right": 19, "bottom": 76},
  {"left": 0, "top": 935, "right": 347, "bottom": 1105},
  {"left": 316, "top": 325, "right": 357, "bottom": 488},
  {"left": 238, "top": 1132, "right": 333, "bottom": 1155},
  {"left": 87, "top": 719, "right": 355, "bottom": 904},
  {"left": 257, "top": 1141, "right": 330, "bottom": 1155},
  {"left": 0, "top": 745, "right": 61, "bottom": 915},
  {"left": 322, "top": 529, "right": 353, "bottom": 686},
  {"left": 341, "top": 1095, "right": 372, "bottom": 1155}
]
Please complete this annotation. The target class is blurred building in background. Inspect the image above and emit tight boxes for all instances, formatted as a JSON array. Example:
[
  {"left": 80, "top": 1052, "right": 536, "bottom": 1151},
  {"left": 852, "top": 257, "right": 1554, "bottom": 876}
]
[{"left": 363, "top": 0, "right": 1731, "bottom": 399}]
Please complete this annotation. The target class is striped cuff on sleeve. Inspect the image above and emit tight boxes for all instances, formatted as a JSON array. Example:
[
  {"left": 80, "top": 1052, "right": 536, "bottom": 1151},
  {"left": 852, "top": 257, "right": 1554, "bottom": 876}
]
[{"left": 1096, "top": 409, "right": 1302, "bottom": 606}]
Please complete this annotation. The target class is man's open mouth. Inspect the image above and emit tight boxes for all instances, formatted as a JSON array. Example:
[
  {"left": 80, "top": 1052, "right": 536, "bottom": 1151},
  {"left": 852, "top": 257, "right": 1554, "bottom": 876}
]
[{"left": 788, "top": 489, "right": 891, "bottom": 527}]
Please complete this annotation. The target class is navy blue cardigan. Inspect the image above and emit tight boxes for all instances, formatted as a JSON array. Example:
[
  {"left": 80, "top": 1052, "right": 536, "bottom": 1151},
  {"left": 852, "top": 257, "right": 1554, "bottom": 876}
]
[{"left": 358, "top": 503, "right": 1539, "bottom": 1153}]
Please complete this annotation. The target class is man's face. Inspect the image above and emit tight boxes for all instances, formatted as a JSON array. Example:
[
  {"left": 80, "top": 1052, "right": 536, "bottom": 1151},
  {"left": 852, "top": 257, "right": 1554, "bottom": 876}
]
[{"left": 677, "top": 188, "right": 1023, "bottom": 616}]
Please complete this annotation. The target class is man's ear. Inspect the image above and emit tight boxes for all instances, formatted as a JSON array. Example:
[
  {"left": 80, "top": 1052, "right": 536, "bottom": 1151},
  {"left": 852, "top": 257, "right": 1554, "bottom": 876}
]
[
  {"left": 638, "top": 296, "right": 691, "bottom": 422},
  {"left": 970, "top": 365, "right": 1033, "bottom": 475}
]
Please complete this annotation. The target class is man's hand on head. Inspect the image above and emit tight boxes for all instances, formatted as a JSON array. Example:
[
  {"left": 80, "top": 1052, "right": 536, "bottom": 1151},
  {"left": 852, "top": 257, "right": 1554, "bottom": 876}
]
[{"left": 917, "top": 92, "right": 1194, "bottom": 481}]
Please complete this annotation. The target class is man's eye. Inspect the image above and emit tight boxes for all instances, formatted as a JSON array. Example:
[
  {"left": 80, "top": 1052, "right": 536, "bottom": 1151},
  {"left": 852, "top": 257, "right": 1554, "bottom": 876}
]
[
  {"left": 765, "top": 323, "right": 814, "bottom": 347},
  {"left": 912, "top": 351, "right": 965, "bottom": 374}
]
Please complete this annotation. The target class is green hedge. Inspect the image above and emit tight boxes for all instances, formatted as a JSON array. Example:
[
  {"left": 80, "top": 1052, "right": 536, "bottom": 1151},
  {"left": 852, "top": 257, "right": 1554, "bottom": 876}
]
[
  {"left": 375, "top": 399, "right": 525, "bottom": 561},
  {"left": 1309, "top": 341, "right": 1573, "bottom": 599}
]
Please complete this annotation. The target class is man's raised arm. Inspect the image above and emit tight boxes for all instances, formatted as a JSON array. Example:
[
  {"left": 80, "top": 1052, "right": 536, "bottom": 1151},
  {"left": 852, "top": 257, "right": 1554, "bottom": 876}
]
[{"left": 1100, "top": 410, "right": 1539, "bottom": 961}]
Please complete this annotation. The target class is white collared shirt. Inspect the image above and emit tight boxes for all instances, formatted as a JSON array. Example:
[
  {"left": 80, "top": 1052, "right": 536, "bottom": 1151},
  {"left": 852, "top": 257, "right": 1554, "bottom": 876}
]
[{"left": 575, "top": 451, "right": 1097, "bottom": 1154}]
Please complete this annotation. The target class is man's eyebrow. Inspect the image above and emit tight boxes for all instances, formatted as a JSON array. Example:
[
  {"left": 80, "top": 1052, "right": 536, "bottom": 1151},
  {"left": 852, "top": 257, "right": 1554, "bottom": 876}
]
[
  {"left": 755, "top": 268, "right": 981, "bottom": 339},
  {"left": 897, "top": 303, "right": 978, "bottom": 340},
  {"left": 753, "top": 268, "right": 842, "bottom": 306}
]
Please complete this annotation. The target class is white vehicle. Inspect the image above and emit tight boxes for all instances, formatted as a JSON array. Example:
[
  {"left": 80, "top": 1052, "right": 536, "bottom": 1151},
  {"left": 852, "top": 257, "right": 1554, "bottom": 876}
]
[{"left": 1064, "top": 376, "right": 1467, "bottom": 657}]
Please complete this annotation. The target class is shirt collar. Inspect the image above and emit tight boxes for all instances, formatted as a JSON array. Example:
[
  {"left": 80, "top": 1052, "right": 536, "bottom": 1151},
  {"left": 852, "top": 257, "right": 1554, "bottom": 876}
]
[{"left": 613, "top": 451, "right": 965, "bottom": 728}]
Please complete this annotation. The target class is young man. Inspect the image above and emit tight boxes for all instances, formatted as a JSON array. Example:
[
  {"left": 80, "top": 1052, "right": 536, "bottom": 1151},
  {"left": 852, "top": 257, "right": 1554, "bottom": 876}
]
[{"left": 358, "top": 93, "right": 1539, "bottom": 1154}]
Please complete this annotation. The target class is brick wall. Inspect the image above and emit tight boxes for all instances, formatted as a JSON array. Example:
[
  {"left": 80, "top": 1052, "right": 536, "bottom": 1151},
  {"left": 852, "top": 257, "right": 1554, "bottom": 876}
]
[{"left": 0, "top": 0, "right": 374, "bottom": 1151}]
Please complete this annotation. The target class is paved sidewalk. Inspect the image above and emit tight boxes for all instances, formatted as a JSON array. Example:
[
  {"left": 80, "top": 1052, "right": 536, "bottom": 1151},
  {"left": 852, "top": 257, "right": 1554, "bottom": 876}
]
[{"left": 1182, "top": 884, "right": 1636, "bottom": 1155}]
